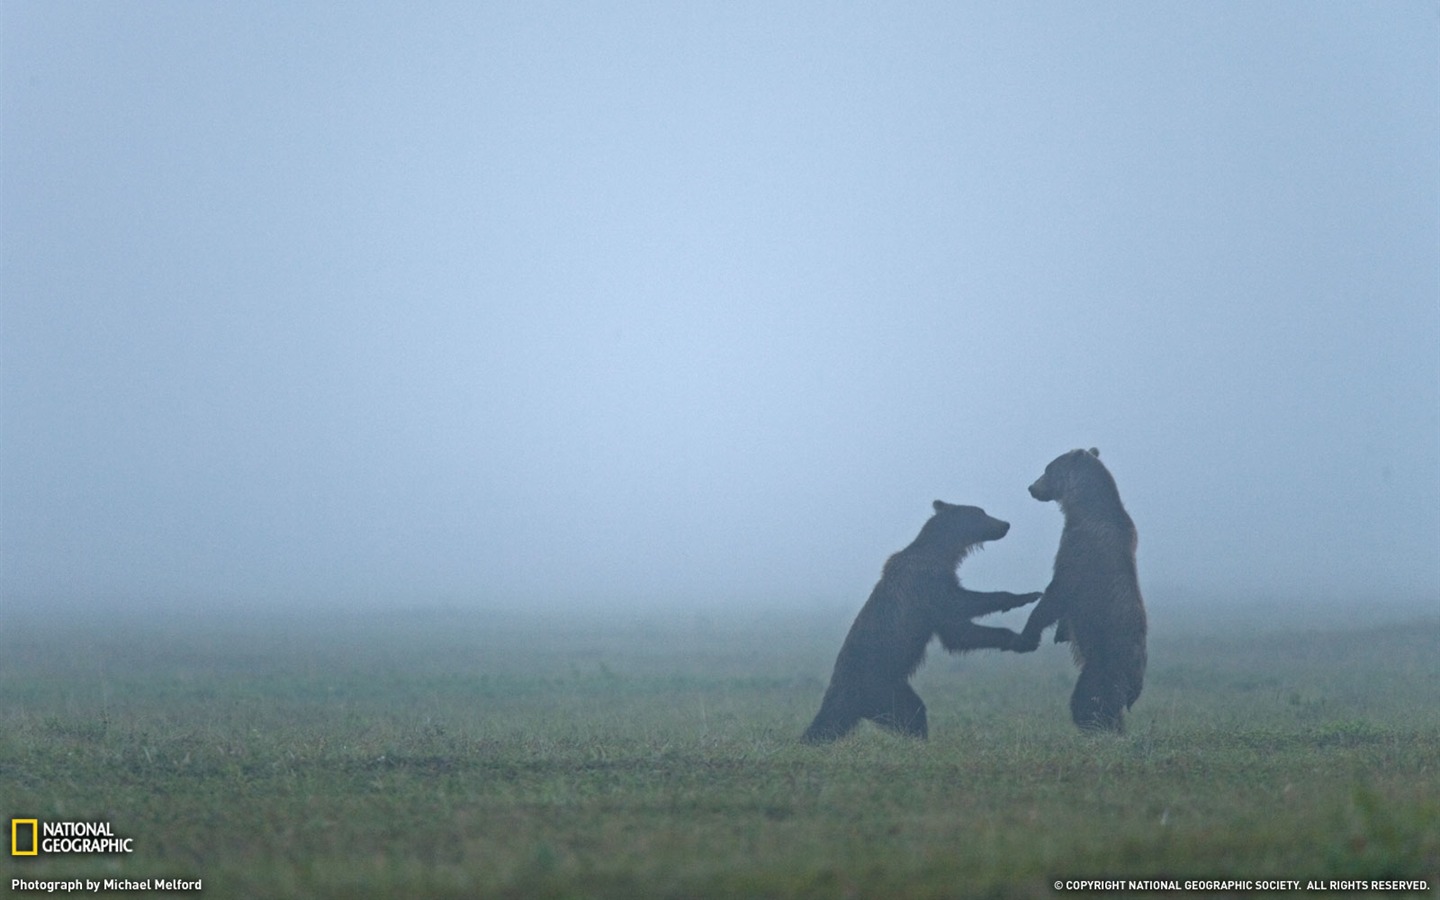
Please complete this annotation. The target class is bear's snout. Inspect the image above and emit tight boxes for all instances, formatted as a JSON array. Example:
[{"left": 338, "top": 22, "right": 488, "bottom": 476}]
[{"left": 979, "top": 517, "right": 1010, "bottom": 541}]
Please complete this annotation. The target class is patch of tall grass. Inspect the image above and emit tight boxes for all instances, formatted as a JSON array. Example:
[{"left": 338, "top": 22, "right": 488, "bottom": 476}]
[{"left": 1, "top": 607, "right": 1435, "bottom": 898}]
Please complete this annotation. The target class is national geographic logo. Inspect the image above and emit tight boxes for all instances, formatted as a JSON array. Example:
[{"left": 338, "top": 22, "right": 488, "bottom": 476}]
[{"left": 10, "top": 819, "right": 134, "bottom": 855}]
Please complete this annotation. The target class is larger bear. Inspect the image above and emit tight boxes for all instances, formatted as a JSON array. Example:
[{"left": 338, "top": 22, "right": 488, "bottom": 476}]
[
  {"left": 1017, "top": 448, "right": 1147, "bottom": 733},
  {"left": 802, "top": 501, "right": 1041, "bottom": 743}
]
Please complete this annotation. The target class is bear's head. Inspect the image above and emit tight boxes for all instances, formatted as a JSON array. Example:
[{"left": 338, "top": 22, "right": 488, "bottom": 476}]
[
  {"left": 1028, "top": 447, "right": 1109, "bottom": 503},
  {"left": 924, "top": 500, "right": 1011, "bottom": 547}
]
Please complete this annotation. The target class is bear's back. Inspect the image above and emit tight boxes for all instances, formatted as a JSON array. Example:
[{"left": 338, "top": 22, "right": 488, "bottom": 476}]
[{"left": 834, "top": 552, "right": 955, "bottom": 678}]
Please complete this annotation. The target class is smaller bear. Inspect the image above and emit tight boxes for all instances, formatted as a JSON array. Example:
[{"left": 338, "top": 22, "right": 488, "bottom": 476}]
[
  {"left": 1016, "top": 448, "right": 1147, "bottom": 733},
  {"left": 802, "top": 501, "right": 1042, "bottom": 743}
]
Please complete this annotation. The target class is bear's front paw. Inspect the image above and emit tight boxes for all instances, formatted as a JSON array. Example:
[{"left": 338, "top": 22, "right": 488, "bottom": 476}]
[
  {"left": 1009, "top": 631, "right": 1041, "bottom": 653},
  {"left": 1009, "top": 591, "right": 1043, "bottom": 610}
]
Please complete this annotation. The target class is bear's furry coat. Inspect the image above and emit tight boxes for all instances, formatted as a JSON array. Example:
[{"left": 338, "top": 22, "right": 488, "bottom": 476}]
[
  {"left": 802, "top": 501, "right": 1040, "bottom": 743},
  {"left": 1018, "top": 448, "right": 1147, "bottom": 733}
]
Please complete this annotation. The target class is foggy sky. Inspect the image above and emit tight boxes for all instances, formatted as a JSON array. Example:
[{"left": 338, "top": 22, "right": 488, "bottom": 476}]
[{"left": 3, "top": 3, "right": 1437, "bottom": 615}]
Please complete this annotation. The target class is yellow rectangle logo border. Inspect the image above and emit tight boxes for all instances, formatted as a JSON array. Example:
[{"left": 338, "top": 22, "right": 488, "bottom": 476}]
[{"left": 12, "top": 818, "right": 39, "bottom": 856}]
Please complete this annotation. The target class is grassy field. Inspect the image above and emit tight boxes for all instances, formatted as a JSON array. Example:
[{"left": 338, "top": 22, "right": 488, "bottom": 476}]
[{"left": 2, "top": 603, "right": 1437, "bottom": 898}]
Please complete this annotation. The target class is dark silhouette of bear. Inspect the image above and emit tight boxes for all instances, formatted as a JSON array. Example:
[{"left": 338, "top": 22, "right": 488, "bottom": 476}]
[
  {"left": 1016, "top": 448, "right": 1147, "bottom": 733},
  {"left": 801, "top": 501, "right": 1042, "bottom": 743}
]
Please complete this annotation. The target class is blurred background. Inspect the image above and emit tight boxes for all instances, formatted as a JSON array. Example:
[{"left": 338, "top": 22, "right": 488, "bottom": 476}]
[{"left": 3, "top": 2, "right": 1436, "bottom": 620}]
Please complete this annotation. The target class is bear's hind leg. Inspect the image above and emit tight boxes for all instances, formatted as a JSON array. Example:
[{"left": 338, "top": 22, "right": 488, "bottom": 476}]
[
  {"left": 1070, "top": 664, "right": 1127, "bottom": 733},
  {"left": 868, "top": 681, "right": 928, "bottom": 739},
  {"left": 801, "top": 690, "right": 862, "bottom": 744}
]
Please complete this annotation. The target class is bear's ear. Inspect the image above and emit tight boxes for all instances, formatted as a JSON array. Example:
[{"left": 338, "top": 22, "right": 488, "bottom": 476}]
[
  {"left": 932, "top": 500, "right": 949, "bottom": 512},
  {"left": 1087, "top": 447, "right": 1100, "bottom": 457}
]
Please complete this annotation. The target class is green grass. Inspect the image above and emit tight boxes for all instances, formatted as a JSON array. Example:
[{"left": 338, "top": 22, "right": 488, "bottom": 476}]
[{"left": 2, "top": 605, "right": 1437, "bottom": 898}]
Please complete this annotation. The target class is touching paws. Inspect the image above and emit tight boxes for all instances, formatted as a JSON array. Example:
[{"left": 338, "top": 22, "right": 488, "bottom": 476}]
[
  {"left": 1008, "top": 629, "right": 1042, "bottom": 653},
  {"left": 1005, "top": 591, "right": 1044, "bottom": 611}
]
